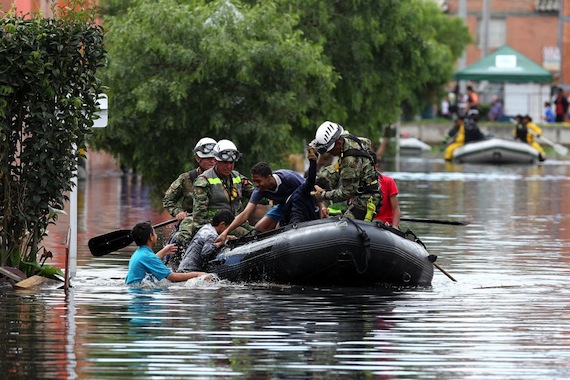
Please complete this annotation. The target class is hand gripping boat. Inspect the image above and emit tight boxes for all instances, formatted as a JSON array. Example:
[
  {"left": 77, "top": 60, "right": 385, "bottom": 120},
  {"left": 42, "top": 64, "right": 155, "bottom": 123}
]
[{"left": 206, "top": 216, "right": 435, "bottom": 287}]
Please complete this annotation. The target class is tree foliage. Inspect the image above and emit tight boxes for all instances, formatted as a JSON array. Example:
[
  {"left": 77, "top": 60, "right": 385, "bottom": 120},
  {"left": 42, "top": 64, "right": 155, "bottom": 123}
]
[
  {"left": 0, "top": 8, "right": 106, "bottom": 274},
  {"left": 92, "top": 0, "right": 337, "bottom": 193},
  {"left": 95, "top": 0, "right": 470, "bottom": 193},
  {"left": 269, "top": 0, "right": 472, "bottom": 137}
]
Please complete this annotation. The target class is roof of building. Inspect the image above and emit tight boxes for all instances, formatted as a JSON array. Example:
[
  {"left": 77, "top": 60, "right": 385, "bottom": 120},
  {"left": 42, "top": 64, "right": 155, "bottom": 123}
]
[{"left": 454, "top": 45, "right": 553, "bottom": 83}]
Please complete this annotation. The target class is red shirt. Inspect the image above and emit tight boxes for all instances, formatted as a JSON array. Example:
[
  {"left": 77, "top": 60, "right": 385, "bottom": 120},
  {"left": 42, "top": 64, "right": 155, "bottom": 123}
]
[{"left": 373, "top": 175, "right": 398, "bottom": 224}]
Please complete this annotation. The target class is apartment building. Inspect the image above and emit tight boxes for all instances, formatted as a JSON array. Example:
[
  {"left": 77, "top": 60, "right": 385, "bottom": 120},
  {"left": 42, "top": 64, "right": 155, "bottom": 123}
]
[
  {"left": 0, "top": 0, "right": 55, "bottom": 16},
  {"left": 445, "top": 0, "right": 568, "bottom": 86}
]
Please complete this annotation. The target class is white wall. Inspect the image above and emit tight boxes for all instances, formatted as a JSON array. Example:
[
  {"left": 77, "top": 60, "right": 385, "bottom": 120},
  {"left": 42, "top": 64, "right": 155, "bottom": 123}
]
[{"left": 504, "top": 83, "right": 551, "bottom": 122}]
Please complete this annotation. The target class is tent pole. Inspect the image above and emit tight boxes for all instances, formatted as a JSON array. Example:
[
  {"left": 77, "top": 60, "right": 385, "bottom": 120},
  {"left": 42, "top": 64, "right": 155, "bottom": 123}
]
[{"left": 558, "top": 0, "right": 564, "bottom": 85}]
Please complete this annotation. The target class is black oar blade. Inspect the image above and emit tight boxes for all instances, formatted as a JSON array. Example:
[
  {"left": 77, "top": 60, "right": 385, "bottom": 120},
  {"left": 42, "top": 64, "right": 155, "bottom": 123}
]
[
  {"left": 88, "top": 218, "right": 178, "bottom": 257},
  {"left": 88, "top": 229, "right": 134, "bottom": 257},
  {"left": 400, "top": 217, "right": 469, "bottom": 226}
]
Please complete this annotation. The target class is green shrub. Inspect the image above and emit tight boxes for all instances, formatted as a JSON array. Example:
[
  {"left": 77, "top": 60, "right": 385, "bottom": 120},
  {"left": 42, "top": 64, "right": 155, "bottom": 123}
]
[{"left": 0, "top": 5, "right": 106, "bottom": 275}]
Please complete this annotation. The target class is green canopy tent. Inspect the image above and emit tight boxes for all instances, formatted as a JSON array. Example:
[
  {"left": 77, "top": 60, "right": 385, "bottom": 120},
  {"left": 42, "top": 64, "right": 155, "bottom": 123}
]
[{"left": 454, "top": 45, "right": 553, "bottom": 83}]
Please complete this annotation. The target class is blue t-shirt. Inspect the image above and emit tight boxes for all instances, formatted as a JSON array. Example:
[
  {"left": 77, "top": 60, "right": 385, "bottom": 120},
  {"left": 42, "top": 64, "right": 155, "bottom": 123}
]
[
  {"left": 249, "top": 170, "right": 304, "bottom": 205},
  {"left": 545, "top": 108, "right": 555, "bottom": 123},
  {"left": 126, "top": 245, "right": 172, "bottom": 285}
]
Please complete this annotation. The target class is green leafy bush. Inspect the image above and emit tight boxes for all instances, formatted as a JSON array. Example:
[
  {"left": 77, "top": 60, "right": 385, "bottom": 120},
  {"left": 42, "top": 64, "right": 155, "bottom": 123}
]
[{"left": 0, "top": 7, "right": 106, "bottom": 275}]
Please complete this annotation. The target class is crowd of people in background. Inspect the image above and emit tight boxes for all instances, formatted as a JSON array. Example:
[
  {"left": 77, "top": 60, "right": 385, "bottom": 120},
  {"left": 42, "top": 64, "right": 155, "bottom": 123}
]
[
  {"left": 438, "top": 84, "right": 570, "bottom": 124},
  {"left": 437, "top": 82, "right": 560, "bottom": 162}
]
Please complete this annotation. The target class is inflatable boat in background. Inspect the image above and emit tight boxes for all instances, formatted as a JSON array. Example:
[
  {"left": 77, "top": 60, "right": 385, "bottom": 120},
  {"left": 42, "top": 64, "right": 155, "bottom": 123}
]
[{"left": 452, "top": 138, "right": 540, "bottom": 164}]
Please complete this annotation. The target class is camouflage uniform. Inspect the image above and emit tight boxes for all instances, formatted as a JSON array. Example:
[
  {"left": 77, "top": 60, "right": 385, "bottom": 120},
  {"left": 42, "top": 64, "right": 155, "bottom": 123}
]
[
  {"left": 317, "top": 135, "right": 382, "bottom": 220},
  {"left": 192, "top": 167, "right": 255, "bottom": 237},
  {"left": 162, "top": 168, "right": 200, "bottom": 268}
]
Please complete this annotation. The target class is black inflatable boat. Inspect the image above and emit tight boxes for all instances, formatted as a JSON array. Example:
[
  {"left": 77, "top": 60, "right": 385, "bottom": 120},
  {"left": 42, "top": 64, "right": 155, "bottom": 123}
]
[{"left": 207, "top": 216, "right": 434, "bottom": 287}]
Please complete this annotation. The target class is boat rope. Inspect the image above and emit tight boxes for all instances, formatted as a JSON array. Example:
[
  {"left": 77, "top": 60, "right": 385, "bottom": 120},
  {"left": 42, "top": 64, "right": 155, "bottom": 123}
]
[
  {"left": 375, "top": 221, "right": 427, "bottom": 249},
  {"left": 342, "top": 216, "right": 371, "bottom": 274}
]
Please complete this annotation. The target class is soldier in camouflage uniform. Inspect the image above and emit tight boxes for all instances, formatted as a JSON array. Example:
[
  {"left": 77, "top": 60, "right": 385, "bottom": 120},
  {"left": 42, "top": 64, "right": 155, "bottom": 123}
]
[
  {"left": 310, "top": 121, "right": 382, "bottom": 220},
  {"left": 192, "top": 139, "right": 255, "bottom": 241},
  {"left": 163, "top": 137, "right": 217, "bottom": 268}
]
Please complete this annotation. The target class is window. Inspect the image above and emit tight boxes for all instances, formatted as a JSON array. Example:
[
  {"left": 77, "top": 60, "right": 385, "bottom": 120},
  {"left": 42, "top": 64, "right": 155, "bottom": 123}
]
[
  {"left": 535, "top": 0, "right": 560, "bottom": 13},
  {"left": 478, "top": 18, "right": 506, "bottom": 50}
]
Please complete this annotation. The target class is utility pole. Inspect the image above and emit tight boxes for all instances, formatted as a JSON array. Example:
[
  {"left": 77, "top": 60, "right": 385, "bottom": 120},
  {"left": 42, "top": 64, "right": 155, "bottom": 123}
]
[
  {"left": 64, "top": 94, "right": 108, "bottom": 292},
  {"left": 458, "top": 0, "right": 467, "bottom": 70},
  {"left": 481, "top": 0, "right": 490, "bottom": 58}
]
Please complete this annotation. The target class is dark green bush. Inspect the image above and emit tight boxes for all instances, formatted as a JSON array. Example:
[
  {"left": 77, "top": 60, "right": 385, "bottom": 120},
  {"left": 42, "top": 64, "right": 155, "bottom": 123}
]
[{"left": 0, "top": 8, "right": 106, "bottom": 275}]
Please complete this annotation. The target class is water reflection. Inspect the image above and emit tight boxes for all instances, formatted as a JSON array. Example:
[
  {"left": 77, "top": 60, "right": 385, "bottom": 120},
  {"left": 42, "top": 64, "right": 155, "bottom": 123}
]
[
  {"left": 77, "top": 285, "right": 415, "bottom": 379},
  {"left": 2, "top": 157, "right": 570, "bottom": 379}
]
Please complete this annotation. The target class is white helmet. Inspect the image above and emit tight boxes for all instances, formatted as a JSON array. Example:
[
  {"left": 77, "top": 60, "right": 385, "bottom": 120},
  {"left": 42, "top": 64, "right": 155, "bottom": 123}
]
[
  {"left": 314, "top": 121, "right": 344, "bottom": 153},
  {"left": 213, "top": 139, "right": 242, "bottom": 162},
  {"left": 193, "top": 137, "right": 217, "bottom": 158}
]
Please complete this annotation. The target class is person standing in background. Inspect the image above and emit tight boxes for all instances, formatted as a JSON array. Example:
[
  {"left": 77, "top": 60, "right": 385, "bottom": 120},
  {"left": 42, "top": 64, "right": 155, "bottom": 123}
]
[
  {"left": 543, "top": 102, "right": 556, "bottom": 123},
  {"left": 466, "top": 85, "right": 479, "bottom": 113},
  {"left": 448, "top": 87, "right": 458, "bottom": 119},
  {"left": 488, "top": 96, "right": 503, "bottom": 121},
  {"left": 554, "top": 87, "right": 568, "bottom": 122},
  {"left": 439, "top": 95, "right": 450, "bottom": 119}
]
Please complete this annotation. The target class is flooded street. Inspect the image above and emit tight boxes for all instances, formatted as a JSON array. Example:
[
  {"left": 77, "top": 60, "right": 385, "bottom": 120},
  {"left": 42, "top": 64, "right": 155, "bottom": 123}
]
[{"left": 2, "top": 156, "right": 570, "bottom": 379}]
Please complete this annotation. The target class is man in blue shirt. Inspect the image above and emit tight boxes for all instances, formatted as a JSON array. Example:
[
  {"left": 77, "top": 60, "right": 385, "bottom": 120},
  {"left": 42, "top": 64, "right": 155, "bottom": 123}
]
[
  {"left": 215, "top": 162, "right": 305, "bottom": 242},
  {"left": 126, "top": 222, "right": 209, "bottom": 285},
  {"left": 543, "top": 102, "right": 555, "bottom": 123},
  {"left": 280, "top": 145, "right": 323, "bottom": 226}
]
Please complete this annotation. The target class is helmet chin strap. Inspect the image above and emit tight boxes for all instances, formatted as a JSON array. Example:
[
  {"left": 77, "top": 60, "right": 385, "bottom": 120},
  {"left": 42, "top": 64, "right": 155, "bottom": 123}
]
[{"left": 331, "top": 136, "right": 343, "bottom": 153}]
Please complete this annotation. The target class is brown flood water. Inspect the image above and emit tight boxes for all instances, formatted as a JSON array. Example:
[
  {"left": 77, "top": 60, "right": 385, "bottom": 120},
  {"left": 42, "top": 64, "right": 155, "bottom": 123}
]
[{"left": 2, "top": 155, "right": 570, "bottom": 379}]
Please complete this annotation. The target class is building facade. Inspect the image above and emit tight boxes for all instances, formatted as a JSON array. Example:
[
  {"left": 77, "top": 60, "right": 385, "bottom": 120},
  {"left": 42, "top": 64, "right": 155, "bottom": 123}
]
[
  {"left": 445, "top": 0, "right": 568, "bottom": 87},
  {"left": 1, "top": 0, "right": 55, "bottom": 17}
]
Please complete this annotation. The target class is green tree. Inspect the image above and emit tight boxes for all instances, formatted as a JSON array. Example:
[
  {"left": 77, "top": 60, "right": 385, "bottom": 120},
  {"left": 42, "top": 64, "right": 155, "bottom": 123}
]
[
  {"left": 0, "top": 6, "right": 106, "bottom": 275},
  {"left": 272, "top": 0, "right": 472, "bottom": 137},
  {"left": 92, "top": 0, "right": 337, "bottom": 193}
]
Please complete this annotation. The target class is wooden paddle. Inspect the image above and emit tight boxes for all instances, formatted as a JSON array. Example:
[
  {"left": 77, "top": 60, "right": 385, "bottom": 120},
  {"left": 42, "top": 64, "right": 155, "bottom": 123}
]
[
  {"left": 89, "top": 218, "right": 178, "bottom": 257},
  {"left": 538, "top": 135, "right": 568, "bottom": 156},
  {"left": 400, "top": 217, "right": 469, "bottom": 226},
  {"left": 428, "top": 255, "right": 457, "bottom": 282},
  {"left": 433, "top": 262, "right": 457, "bottom": 282}
]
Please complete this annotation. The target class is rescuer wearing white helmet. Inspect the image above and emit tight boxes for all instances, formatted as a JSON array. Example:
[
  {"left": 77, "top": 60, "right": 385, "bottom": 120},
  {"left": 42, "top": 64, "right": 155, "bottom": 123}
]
[
  {"left": 190, "top": 139, "right": 255, "bottom": 242},
  {"left": 310, "top": 121, "right": 382, "bottom": 221},
  {"left": 193, "top": 137, "right": 218, "bottom": 159},
  {"left": 162, "top": 137, "right": 218, "bottom": 269},
  {"left": 212, "top": 139, "right": 242, "bottom": 163}
]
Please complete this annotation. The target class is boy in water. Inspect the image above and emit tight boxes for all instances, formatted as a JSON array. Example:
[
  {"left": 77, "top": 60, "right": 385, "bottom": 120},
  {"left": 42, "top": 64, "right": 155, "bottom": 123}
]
[{"left": 126, "top": 222, "right": 209, "bottom": 285}]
